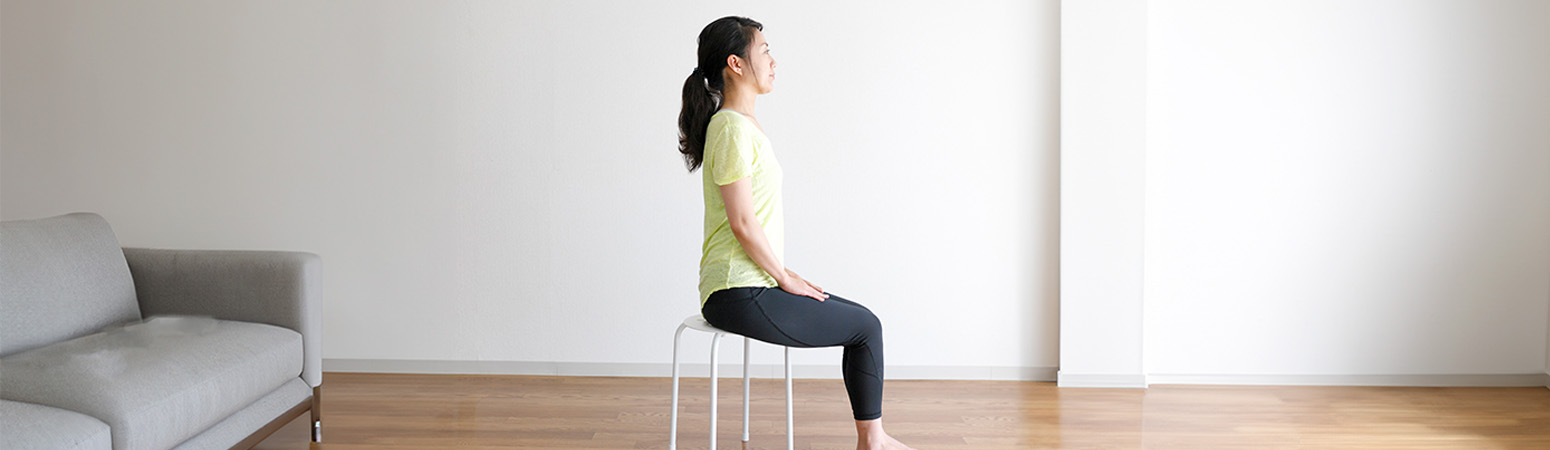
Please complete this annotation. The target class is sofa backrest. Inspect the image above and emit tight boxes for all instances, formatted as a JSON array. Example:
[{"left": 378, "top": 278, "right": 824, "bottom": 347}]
[{"left": 0, "top": 212, "right": 142, "bottom": 357}]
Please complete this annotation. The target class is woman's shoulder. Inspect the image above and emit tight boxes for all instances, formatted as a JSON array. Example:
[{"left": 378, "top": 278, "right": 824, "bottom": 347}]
[
  {"left": 709, "top": 109, "right": 744, "bottom": 125},
  {"left": 708, "top": 110, "right": 754, "bottom": 136}
]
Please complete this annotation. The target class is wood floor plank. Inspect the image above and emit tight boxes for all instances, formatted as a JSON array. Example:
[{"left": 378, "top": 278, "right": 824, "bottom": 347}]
[{"left": 250, "top": 372, "right": 1550, "bottom": 449}]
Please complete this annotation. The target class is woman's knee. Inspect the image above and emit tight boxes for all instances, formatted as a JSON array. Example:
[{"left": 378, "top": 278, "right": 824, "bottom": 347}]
[
  {"left": 828, "top": 295, "right": 882, "bottom": 340},
  {"left": 858, "top": 308, "right": 883, "bottom": 340}
]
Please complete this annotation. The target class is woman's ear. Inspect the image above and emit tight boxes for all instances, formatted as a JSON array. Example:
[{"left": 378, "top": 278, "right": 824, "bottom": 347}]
[{"left": 725, "top": 54, "right": 743, "bottom": 77}]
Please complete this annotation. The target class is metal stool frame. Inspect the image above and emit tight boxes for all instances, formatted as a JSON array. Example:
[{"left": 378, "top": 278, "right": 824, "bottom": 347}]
[{"left": 670, "top": 314, "right": 793, "bottom": 450}]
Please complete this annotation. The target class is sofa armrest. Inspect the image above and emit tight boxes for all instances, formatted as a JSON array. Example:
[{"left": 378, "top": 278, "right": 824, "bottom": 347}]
[{"left": 122, "top": 248, "right": 322, "bottom": 388}]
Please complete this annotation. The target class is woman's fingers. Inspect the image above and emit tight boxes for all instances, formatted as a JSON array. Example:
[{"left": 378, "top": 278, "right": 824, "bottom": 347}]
[
  {"left": 779, "top": 277, "right": 824, "bottom": 301},
  {"left": 808, "top": 281, "right": 829, "bottom": 299},
  {"left": 784, "top": 270, "right": 826, "bottom": 301}
]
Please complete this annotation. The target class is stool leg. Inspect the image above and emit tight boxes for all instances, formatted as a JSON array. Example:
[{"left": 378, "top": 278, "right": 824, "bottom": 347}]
[
  {"left": 785, "top": 346, "right": 793, "bottom": 450},
  {"left": 710, "top": 332, "right": 722, "bottom": 450},
  {"left": 742, "top": 336, "right": 751, "bottom": 443},
  {"left": 670, "top": 324, "right": 688, "bottom": 450}
]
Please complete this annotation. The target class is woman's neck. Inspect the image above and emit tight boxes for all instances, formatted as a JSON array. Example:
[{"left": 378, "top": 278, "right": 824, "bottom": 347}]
[{"left": 720, "top": 83, "right": 758, "bottom": 118}]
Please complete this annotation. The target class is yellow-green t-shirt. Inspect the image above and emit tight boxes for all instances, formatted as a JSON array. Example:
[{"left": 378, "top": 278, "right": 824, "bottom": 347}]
[{"left": 699, "top": 110, "right": 783, "bottom": 306}]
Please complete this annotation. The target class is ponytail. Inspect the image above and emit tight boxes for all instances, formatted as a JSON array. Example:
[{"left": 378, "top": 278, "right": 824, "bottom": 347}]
[
  {"left": 677, "top": 16, "right": 763, "bottom": 172},
  {"left": 678, "top": 67, "right": 719, "bottom": 171}
]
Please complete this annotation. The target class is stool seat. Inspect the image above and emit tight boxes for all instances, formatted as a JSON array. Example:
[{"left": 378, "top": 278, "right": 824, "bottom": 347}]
[
  {"left": 681, "top": 314, "right": 723, "bottom": 334},
  {"left": 671, "top": 313, "right": 794, "bottom": 450}
]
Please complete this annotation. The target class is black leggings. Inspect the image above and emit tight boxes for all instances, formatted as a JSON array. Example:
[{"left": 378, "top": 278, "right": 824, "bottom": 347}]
[{"left": 701, "top": 287, "right": 884, "bottom": 421}]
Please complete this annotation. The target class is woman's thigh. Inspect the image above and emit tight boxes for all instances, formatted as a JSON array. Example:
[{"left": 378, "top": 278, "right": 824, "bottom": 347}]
[{"left": 702, "top": 287, "right": 879, "bottom": 348}]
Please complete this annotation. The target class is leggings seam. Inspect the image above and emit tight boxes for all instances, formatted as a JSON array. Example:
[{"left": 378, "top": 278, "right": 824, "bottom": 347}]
[
  {"left": 751, "top": 297, "right": 817, "bottom": 347},
  {"left": 855, "top": 346, "right": 883, "bottom": 379}
]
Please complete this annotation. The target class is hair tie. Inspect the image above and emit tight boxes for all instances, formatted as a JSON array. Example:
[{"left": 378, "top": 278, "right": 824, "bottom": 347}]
[{"left": 692, "top": 66, "right": 704, "bottom": 78}]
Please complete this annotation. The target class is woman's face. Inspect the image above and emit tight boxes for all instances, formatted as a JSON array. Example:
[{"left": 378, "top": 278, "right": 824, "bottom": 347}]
[{"left": 733, "top": 29, "right": 777, "bottom": 94}]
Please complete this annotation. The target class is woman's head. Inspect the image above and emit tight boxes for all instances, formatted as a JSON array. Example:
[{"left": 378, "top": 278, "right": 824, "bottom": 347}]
[
  {"left": 678, "top": 16, "right": 767, "bottom": 172},
  {"left": 720, "top": 27, "right": 776, "bottom": 96}
]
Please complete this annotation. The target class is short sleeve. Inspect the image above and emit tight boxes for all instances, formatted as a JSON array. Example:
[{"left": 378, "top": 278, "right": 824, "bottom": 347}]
[{"left": 707, "top": 117, "right": 759, "bottom": 186}]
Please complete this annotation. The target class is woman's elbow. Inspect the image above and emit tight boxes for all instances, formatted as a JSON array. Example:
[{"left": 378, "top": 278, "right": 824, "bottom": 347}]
[{"left": 727, "top": 215, "right": 759, "bottom": 236}]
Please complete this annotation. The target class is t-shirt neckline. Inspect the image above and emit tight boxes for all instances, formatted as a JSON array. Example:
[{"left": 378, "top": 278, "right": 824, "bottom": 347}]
[{"left": 714, "top": 109, "right": 765, "bottom": 135}]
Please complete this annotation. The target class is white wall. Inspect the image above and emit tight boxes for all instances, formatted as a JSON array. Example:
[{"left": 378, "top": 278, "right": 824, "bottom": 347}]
[
  {"left": 1058, "top": 0, "right": 1148, "bottom": 388},
  {"left": 1, "top": 1, "right": 1061, "bottom": 379},
  {"left": 1144, "top": 0, "right": 1550, "bottom": 383},
  {"left": 9, "top": 0, "right": 1544, "bottom": 387}
]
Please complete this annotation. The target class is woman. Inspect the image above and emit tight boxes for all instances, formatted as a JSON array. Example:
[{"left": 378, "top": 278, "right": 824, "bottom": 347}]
[{"left": 676, "top": 16, "right": 916, "bottom": 450}]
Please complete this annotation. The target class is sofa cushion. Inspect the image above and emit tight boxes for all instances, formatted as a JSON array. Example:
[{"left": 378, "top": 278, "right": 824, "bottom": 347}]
[
  {"left": 170, "top": 377, "right": 311, "bottom": 450},
  {"left": 0, "top": 316, "right": 303, "bottom": 450},
  {"left": 0, "top": 399, "right": 111, "bottom": 450},
  {"left": 0, "top": 212, "right": 141, "bottom": 357}
]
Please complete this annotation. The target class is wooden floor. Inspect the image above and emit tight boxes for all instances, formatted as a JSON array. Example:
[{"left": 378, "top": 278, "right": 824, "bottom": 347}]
[{"left": 253, "top": 372, "right": 1550, "bottom": 449}]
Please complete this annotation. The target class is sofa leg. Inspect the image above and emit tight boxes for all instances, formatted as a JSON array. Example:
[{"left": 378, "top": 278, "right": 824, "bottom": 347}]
[{"left": 311, "top": 386, "right": 323, "bottom": 442}]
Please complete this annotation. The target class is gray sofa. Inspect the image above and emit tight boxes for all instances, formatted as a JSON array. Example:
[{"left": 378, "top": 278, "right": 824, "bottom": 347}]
[{"left": 0, "top": 213, "right": 322, "bottom": 450}]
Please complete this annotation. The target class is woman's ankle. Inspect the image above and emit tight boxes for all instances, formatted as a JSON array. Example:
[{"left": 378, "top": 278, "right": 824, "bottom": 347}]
[{"left": 854, "top": 418, "right": 887, "bottom": 441}]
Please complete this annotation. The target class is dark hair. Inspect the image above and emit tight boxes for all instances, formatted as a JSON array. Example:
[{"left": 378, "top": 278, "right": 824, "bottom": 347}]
[{"left": 678, "top": 16, "right": 763, "bottom": 172}]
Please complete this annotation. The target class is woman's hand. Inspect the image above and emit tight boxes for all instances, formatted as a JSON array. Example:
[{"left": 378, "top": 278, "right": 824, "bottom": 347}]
[
  {"left": 780, "top": 269, "right": 829, "bottom": 302},
  {"left": 717, "top": 178, "right": 828, "bottom": 303}
]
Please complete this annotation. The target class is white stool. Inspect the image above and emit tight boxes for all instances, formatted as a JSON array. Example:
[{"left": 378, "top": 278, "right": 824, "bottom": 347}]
[{"left": 670, "top": 314, "right": 793, "bottom": 450}]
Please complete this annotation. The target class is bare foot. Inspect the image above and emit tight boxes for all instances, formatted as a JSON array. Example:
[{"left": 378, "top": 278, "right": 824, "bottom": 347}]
[
  {"left": 857, "top": 435, "right": 917, "bottom": 450},
  {"left": 857, "top": 433, "right": 917, "bottom": 450},
  {"left": 855, "top": 431, "right": 911, "bottom": 446},
  {"left": 855, "top": 419, "right": 917, "bottom": 450}
]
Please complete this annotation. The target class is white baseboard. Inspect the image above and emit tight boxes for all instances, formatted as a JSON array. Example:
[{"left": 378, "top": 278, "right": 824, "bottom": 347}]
[
  {"left": 322, "top": 360, "right": 1550, "bottom": 388},
  {"left": 323, "top": 358, "right": 1057, "bottom": 381},
  {"left": 1047, "top": 370, "right": 1550, "bottom": 389},
  {"left": 1147, "top": 373, "right": 1550, "bottom": 388},
  {"left": 1056, "top": 371, "right": 1148, "bottom": 388}
]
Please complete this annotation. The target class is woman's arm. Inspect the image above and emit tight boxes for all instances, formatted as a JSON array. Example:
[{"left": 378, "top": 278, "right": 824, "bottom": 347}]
[{"left": 719, "top": 177, "right": 829, "bottom": 301}]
